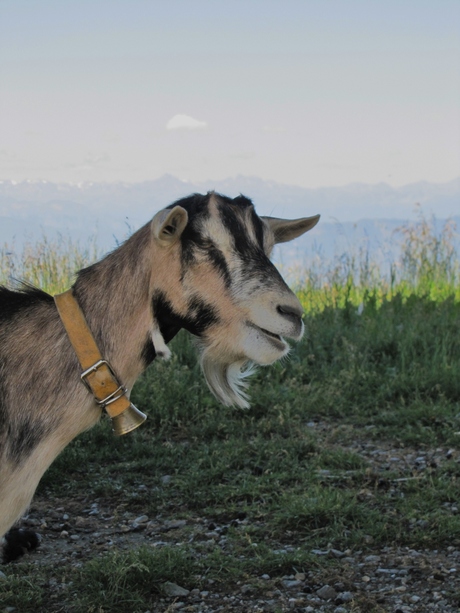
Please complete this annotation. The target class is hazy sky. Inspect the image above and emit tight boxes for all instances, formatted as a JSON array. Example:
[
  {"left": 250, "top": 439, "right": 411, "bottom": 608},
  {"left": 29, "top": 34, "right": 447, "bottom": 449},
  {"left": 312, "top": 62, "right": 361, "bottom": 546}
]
[{"left": 1, "top": 0, "right": 459, "bottom": 188}]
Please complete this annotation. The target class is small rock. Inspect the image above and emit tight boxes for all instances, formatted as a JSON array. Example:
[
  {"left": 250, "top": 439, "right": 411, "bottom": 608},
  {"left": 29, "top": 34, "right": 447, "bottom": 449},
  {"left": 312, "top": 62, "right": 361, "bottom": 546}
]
[
  {"left": 283, "top": 579, "right": 301, "bottom": 589},
  {"left": 336, "top": 591, "right": 353, "bottom": 602},
  {"left": 316, "top": 585, "right": 337, "bottom": 600},
  {"left": 311, "top": 548, "right": 330, "bottom": 556},
  {"left": 131, "top": 523, "right": 146, "bottom": 532},
  {"left": 0, "top": 570, "right": 7, "bottom": 580},
  {"left": 134, "top": 514, "right": 149, "bottom": 524},
  {"left": 164, "top": 519, "right": 186, "bottom": 530},
  {"left": 261, "top": 574, "right": 270, "bottom": 580},
  {"left": 410, "top": 595, "right": 421, "bottom": 603},
  {"left": 163, "top": 581, "right": 190, "bottom": 597},
  {"left": 161, "top": 475, "right": 172, "bottom": 485}
]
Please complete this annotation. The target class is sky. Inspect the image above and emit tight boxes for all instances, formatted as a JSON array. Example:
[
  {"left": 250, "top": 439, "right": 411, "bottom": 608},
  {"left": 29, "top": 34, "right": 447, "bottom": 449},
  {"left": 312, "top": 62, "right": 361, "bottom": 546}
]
[{"left": 1, "top": 0, "right": 459, "bottom": 189}]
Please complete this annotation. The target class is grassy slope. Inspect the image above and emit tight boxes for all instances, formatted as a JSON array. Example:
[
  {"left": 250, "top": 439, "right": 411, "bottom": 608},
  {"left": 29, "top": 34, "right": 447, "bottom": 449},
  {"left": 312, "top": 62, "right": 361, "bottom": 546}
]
[{"left": 1, "top": 218, "right": 459, "bottom": 612}]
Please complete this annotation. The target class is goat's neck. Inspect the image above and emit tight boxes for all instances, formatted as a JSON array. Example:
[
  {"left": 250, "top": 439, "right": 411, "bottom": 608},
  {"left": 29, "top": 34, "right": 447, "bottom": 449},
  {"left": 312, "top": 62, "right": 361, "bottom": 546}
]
[{"left": 72, "top": 225, "right": 156, "bottom": 389}]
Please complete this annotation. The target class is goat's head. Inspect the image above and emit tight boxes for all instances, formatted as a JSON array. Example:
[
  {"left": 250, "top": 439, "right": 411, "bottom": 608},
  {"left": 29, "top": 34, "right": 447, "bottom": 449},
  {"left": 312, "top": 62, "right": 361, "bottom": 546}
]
[{"left": 149, "top": 192, "right": 319, "bottom": 408}]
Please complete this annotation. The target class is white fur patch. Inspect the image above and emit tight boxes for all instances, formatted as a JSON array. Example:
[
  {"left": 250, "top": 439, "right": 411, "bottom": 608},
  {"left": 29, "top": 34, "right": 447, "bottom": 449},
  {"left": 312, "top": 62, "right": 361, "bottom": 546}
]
[{"left": 151, "top": 327, "right": 171, "bottom": 360}]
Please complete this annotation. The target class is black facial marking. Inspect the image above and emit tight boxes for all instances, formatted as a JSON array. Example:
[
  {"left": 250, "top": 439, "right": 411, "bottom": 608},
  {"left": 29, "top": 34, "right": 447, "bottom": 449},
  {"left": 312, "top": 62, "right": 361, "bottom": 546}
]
[
  {"left": 217, "top": 202, "right": 252, "bottom": 259},
  {"left": 249, "top": 206, "right": 266, "bottom": 250},
  {"left": 231, "top": 194, "right": 254, "bottom": 209},
  {"left": 152, "top": 290, "right": 219, "bottom": 343},
  {"left": 215, "top": 194, "right": 266, "bottom": 256},
  {"left": 167, "top": 193, "right": 235, "bottom": 287},
  {"left": 214, "top": 196, "right": 276, "bottom": 286},
  {"left": 186, "top": 296, "right": 220, "bottom": 335},
  {"left": 167, "top": 193, "right": 212, "bottom": 217},
  {"left": 151, "top": 291, "right": 185, "bottom": 345},
  {"left": 167, "top": 194, "right": 212, "bottom": 275},
  {"left": 205, "top": 243, "right": 232, "bottom": 287}
]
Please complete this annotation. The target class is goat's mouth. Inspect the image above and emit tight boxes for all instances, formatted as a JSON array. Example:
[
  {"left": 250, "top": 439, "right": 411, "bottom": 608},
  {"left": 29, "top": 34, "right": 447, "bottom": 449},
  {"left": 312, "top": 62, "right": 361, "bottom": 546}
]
[{"left": 247, "top": 322, "right": 287, "bottom": 350}]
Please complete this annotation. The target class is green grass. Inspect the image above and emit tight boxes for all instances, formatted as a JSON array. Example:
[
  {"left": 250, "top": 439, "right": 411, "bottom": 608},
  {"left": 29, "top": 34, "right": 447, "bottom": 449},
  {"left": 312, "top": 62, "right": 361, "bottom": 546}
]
[{"left": 1, "top": 214, "right": 459, "bottom": 612}]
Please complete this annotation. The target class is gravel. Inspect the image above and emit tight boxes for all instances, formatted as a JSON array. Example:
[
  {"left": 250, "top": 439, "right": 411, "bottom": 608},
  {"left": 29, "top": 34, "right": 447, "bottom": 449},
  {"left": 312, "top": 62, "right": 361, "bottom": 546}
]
[{"left": 7, "top": 433, "right": 460, "bottom": 612}]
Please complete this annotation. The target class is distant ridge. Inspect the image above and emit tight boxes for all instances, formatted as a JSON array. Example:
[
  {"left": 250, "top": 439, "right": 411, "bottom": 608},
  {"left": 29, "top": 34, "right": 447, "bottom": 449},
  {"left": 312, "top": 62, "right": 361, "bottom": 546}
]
[
  {"left": 0, "top": 176, "right": 458, "bottom": 267},
  {"left": 1, "top": 175, "right": 458, "bottom": 221}
]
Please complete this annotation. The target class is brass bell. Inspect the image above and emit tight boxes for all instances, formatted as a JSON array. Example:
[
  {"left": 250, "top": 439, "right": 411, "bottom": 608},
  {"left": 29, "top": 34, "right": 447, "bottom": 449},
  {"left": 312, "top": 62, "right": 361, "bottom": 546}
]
[{"left": 111, "top": 403, "right": 147, "bottom": 436}]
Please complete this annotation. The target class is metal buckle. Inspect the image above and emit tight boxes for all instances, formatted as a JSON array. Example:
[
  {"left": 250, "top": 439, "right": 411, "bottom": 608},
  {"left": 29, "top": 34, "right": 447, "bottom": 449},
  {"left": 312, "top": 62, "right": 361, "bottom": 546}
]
[{"left": 80, "top": 359, "right": 127, "bottom": 407}]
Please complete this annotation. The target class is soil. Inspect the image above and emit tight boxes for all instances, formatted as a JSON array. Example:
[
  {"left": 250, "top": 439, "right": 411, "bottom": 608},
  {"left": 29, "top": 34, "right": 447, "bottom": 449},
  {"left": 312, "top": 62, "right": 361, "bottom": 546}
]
[{"left": 7, "top": 431, "right": 460, "bottom": 612}]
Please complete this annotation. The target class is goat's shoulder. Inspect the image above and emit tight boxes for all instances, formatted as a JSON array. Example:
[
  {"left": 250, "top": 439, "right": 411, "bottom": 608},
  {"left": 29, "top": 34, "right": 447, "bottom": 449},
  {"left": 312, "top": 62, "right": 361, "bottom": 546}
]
[{"left": 0, "top": 285, "right": 54, "bottom": 323}]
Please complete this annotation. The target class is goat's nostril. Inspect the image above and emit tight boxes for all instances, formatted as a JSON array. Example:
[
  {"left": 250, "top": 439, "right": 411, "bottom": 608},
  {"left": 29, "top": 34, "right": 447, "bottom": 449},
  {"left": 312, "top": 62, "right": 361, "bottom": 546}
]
[{"left": 277, "top": 304, "right": 303, "bottom": 323}]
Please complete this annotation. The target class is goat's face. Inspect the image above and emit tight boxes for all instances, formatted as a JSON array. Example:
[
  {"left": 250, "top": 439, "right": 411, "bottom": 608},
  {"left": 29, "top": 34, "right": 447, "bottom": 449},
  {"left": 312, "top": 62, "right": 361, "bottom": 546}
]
[{"left": 150, "top": 192, "right": 319, "bottom": 408}]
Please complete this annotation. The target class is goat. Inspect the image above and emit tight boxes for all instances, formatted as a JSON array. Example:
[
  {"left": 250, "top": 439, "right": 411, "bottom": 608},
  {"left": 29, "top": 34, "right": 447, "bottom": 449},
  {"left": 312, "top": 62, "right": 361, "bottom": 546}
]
[{"left": 0, "top": 192, "right": 319, "bottom": 562}]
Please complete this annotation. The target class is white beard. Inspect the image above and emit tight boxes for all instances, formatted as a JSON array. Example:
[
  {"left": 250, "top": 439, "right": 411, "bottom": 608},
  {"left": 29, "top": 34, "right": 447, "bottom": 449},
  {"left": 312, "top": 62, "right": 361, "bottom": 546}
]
[{"left": 200, "top": 350, "right": 256, "bottom": 409}]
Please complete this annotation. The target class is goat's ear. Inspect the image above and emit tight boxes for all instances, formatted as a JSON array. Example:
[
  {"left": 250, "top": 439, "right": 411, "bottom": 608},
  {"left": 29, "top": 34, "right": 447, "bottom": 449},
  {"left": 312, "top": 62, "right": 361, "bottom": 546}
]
[
  {"left": 152, "top": 206, "right": 188, "bottom": 245},
  {"left": 262, "top": 214, "right": 320, "bottom": 244}
]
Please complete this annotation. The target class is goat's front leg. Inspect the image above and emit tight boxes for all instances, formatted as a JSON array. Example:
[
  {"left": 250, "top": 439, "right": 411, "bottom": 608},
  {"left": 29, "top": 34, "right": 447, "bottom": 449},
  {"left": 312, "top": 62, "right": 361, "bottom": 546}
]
[{"left": 2, "top": 527, "right": 40, "bottom": 563}]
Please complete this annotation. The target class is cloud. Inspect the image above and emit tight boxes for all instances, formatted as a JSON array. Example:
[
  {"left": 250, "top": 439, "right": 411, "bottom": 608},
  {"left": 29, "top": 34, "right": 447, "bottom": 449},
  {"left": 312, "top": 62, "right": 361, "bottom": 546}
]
[{"left": 166, "top": 114, "right": 208, "bottom": 131}]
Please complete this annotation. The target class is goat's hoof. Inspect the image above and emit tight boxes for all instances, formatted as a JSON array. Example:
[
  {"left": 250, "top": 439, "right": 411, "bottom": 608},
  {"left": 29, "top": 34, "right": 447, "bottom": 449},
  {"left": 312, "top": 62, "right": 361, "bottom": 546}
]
[{"left": 2, "top": 528, "right": 40, "bottom": 563}]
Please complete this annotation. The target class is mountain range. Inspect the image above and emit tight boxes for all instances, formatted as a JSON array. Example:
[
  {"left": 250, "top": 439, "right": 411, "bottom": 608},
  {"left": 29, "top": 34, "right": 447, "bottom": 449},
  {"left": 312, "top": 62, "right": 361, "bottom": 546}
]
[{"left": 0, "top": 175, "right": 458, "bottom": 274}]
